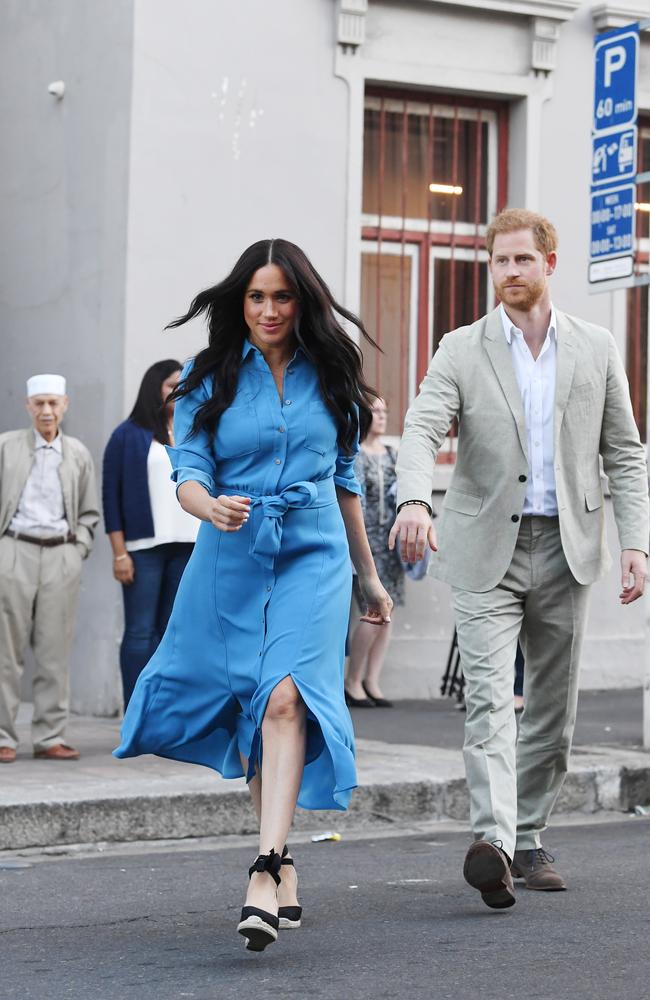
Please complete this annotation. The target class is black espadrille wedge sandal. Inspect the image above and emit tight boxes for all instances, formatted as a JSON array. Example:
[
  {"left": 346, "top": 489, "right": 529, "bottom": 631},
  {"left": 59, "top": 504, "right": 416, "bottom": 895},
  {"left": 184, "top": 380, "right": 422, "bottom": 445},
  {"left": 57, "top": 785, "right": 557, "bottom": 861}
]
[
  {"left": 237, "top": 848, "right": 282, "bottom": 952},
  {"left": 278, "top": 845, "right": 303, "bottom": 930}
]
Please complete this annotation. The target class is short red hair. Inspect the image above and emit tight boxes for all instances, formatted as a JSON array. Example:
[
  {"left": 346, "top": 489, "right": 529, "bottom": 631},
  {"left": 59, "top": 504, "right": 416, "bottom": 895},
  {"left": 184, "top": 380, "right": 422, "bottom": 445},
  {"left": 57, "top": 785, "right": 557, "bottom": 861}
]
[{"left": 486, "top": 208, "right": 558, "bottom": 257}]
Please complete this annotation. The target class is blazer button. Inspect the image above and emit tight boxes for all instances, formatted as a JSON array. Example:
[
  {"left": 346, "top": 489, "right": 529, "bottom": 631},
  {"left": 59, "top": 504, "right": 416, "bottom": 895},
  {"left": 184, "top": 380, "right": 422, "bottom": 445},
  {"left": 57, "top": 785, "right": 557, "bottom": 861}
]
[
  {"left": 519, "top": 474, "right": 527, "bottom": 483},
  {"left": 511, "top": 514, "right": 520, "bottom": 522}
]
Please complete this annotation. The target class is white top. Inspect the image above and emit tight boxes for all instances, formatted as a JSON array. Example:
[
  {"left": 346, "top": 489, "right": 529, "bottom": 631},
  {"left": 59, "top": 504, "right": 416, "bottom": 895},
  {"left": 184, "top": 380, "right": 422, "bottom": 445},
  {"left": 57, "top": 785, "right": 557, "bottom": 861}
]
[
  {"left": 9, "top": 431, "right": 70, "bottom": 537},
  {"left": 126, "top": 440, "right": 200, "bottom": 552},
  {"left": 500, "top": 303, "right": 558, "bottom": 517}
]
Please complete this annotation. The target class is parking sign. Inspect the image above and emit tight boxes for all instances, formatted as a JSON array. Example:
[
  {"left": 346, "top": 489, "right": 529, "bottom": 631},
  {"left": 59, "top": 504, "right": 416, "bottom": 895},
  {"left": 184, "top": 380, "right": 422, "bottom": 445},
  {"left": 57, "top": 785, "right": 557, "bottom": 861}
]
[{"left": 593, "top": 27, "right": 638, "bottom": 134}]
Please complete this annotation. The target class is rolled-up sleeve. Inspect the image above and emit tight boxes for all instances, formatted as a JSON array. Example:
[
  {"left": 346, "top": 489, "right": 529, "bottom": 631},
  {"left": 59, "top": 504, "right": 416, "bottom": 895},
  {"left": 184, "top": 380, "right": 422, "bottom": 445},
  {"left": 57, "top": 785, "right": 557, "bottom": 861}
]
[
  {"left": 167, "top": 364, "right": 216, "bottom": 496},
  {"left": 334, "top": 417, "right": 363, "bottom": 496}
]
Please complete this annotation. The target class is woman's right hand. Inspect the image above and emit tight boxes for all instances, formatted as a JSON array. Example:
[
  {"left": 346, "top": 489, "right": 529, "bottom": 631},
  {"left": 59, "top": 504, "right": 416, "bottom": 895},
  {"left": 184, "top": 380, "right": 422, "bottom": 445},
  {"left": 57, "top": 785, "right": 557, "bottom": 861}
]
[
  {"left": 113, "top": 553, "right": 135, "bottom": 585},
  {"left": 209, "top": 495, "right": 251, "bottom": 532}
]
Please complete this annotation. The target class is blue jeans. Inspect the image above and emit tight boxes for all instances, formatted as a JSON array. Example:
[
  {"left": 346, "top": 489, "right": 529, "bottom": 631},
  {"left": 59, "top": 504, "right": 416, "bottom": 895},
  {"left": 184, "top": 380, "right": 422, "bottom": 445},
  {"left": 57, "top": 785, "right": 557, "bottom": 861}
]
[{"left": 120, "top": 542, "right": 193, "bottom": 708}]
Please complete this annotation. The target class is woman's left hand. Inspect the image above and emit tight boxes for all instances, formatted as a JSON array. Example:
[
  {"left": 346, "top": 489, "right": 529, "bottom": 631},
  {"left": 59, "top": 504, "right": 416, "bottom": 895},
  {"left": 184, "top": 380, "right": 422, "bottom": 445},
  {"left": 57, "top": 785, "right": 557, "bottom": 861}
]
[{"left": 357, "top": 573, "right": 393, "bottom": 625}]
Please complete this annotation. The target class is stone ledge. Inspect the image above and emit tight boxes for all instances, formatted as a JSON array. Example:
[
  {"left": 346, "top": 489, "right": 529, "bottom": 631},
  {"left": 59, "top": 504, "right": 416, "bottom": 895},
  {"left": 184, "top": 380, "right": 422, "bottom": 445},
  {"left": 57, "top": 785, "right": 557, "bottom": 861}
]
[{"left": 2, "top": 745, "right": 647, "bottom": 852}]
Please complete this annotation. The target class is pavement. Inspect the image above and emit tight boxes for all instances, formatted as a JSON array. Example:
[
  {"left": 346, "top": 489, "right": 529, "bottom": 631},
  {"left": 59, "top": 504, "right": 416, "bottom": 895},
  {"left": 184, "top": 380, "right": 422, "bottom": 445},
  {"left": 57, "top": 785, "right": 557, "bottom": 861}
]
[
  {"left": 3, "top": 818, "right": 650, "bottom": 1000},
  {"left": 1, "top": 691, "right": 649, "bottom": 852}
]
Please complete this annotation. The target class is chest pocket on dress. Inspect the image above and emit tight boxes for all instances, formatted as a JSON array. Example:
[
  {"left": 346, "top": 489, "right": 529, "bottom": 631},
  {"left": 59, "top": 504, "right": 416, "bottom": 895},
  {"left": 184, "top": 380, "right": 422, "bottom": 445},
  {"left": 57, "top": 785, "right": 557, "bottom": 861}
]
[
  {"left": 304, "top": 400, "right": 337, "bottom": 457},
  {"left": 216, "top": 388, "right": 261, "bottom": 459}
]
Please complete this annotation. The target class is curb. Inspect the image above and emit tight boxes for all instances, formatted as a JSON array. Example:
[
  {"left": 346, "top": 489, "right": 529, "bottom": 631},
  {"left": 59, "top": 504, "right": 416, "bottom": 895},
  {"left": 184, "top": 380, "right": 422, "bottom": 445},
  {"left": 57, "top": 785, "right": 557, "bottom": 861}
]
[{"left": 2, "top": 756, "right": 649, "bottom": 851}]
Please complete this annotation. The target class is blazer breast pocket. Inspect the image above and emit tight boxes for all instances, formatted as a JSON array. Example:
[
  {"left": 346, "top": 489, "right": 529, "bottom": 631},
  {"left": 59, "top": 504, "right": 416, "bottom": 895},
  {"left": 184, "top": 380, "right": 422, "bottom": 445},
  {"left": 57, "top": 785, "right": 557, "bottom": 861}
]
[
  {"left": 443, "top": 488, "right": 483, "bottom": 517},
  {"left": 569, "top": 380, "right": 597, "bottom": 403}
]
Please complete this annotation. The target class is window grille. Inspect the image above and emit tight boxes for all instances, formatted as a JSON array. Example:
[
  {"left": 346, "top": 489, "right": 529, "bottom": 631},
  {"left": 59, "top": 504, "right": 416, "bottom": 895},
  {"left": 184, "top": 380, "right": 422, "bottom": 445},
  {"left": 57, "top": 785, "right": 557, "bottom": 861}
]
[{"left": 359, "top": 89, "right": 508, "bottom": 445}]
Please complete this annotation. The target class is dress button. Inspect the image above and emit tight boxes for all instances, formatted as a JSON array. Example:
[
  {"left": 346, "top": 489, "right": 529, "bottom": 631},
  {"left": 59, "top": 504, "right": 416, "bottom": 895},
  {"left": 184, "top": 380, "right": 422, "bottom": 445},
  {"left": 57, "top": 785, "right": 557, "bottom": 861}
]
[
  {"left": 519, "top": 474, "right": 527, "bottom": 483},
  {"left": 266, "top": 586, "right": 272, "bottom": 592},
  {"left": 274, "top": 458, "right": 281, "bottom": 465},
  {"left": 284, "top": 400, "right": 292, "bottom": 405},
  {"left": 511, "top": 514, "right": 520, "bottom": 522},
  {"left": 278, "top": 427, "right": 285, "bottom": 433}
]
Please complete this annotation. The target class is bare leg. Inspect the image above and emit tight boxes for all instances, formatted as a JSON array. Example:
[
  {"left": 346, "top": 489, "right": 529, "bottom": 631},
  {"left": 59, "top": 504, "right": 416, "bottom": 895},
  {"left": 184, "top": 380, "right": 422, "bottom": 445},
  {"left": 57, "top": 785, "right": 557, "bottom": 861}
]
[
  {"left": 346, "top": 621, "right": 375, "bottom": 698},
  {"left": 241, "top": 753, "right": 299, "bottom": 909},
  {"left": 362, "top": 620, "right": 393, "bottom": 700},
  {"left": 244, "top": 676, "right": 306, "bottom": 914}
]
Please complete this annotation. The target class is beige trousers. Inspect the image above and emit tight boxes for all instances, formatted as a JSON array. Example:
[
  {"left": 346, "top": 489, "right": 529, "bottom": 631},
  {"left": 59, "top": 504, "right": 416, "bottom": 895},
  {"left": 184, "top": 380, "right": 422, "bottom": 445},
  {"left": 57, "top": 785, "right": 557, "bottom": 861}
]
[
  {"left": 0, "top": 536, "right": 82, "bottom": 751},
  {"left": 452, "top": 516, "right": 591, "bottom": 859}
]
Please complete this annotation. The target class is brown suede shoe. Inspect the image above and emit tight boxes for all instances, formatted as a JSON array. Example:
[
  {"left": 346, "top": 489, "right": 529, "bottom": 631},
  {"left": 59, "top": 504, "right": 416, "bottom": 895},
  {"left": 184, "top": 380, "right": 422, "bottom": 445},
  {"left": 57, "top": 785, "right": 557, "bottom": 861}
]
[
  {"left": 463, "top": 841, "right": 516, "bottom": 909},
  {"left": 33, "top": 743, "right": 80, "bottom": 761},
  {"left": 511, "top": 848, "right": 567, "bottom": 890},
  {"left": 0, "top": 746, "right": 17, "bottom": 763}
]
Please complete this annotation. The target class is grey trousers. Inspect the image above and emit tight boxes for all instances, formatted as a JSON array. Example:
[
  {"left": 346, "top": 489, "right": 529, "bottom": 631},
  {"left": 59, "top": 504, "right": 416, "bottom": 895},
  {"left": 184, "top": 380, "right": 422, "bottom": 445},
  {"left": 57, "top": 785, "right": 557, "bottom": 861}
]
[
  {"left": 452, "top": 516, "right": 591, "bottom": 859},
  {"left": 0, "top": 536, "right": 82, "bottom": 751}
]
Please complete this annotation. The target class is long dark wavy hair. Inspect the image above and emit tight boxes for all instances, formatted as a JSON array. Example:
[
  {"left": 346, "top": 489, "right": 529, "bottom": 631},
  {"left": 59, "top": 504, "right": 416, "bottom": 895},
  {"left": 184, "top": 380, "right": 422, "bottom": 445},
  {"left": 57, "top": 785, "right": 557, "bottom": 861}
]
[
  {"left": 129, "top": 359, "right": 182, "bottom": 445},
  {"left": 166, "top": 239, "right": 379, "bottom": 453}
]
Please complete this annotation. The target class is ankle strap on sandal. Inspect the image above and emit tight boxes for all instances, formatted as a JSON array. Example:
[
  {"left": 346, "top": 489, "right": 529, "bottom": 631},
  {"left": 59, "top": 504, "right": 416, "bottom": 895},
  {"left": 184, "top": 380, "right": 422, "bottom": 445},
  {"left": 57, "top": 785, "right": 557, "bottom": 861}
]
[
  {"left": 280, "top": 844, "right": 294, "bottom": 867},
  {"left": 248, "top": 848, "right": 282, "bottom": 886}
]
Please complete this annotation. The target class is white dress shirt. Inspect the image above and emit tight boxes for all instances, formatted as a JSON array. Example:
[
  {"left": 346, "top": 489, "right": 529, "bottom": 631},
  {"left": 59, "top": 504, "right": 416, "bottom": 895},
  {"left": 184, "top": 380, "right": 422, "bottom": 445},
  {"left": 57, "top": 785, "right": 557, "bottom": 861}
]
[
  {"left": 9, "top": 431, "right": 70, "bottom": 536},
  {"left": 126, "top": 440, "right": 199, "bottom": 552},
  {"left": 500, "top": 303, "right": 558, "bottom": 516}
]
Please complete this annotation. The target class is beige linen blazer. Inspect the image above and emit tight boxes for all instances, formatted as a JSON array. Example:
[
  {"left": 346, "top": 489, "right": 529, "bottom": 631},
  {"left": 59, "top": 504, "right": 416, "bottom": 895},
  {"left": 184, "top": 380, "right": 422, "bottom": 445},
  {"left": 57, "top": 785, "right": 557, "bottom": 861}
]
[
  {"left": 396, "top": 307, "right": 649, "bottom": 592},
  {"left": 0, "top": 429, "right": 99, "bottom": 557}
]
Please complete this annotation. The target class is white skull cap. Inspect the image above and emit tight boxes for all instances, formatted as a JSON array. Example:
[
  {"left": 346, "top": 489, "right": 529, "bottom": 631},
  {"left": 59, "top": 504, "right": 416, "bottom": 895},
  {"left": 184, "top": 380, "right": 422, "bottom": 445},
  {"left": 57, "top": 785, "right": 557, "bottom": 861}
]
[{"left": 26, "top": 374, "right": 67, "bottom": 397}]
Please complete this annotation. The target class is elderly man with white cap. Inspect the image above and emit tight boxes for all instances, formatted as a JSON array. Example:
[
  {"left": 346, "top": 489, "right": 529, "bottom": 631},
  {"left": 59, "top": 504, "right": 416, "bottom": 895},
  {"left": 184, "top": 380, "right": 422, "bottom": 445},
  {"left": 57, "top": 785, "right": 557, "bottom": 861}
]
[{"left": 0, "top": 374, "right": 99, "bottom": 762}]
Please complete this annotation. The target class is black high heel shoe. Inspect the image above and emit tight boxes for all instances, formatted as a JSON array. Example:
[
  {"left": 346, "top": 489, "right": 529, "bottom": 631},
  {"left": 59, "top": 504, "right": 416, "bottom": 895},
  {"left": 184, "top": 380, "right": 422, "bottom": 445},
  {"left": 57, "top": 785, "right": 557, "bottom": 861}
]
[
  {"left": 237, "top": 848, "right": 282, "bottom": 952},
  {"left": 344, "top": 688, "right": 373, "bottom": 708},
  {"left": 361, "top": 681, "right": 393, "bottom": 708},
  {"left": 278, "top": 844, "right": 303, "bottom": 929}
]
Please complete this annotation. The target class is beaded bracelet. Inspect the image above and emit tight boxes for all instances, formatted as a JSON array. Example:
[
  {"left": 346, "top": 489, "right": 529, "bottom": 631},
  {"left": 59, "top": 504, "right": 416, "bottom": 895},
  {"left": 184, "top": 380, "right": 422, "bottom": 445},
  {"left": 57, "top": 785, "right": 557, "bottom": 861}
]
[{"left": 397, "top": 499, "right": 433, "bottom": 516}]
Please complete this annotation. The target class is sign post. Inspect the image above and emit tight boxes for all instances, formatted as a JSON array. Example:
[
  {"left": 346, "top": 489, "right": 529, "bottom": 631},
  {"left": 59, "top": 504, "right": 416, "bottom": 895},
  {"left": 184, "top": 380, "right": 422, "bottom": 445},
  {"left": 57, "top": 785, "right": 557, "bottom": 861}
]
[
  {"left": 589, "top": 23, "right": 650, "bottom": 748},
  {"left": 589, "top": 24, "right": 640, "bottom": 289}
]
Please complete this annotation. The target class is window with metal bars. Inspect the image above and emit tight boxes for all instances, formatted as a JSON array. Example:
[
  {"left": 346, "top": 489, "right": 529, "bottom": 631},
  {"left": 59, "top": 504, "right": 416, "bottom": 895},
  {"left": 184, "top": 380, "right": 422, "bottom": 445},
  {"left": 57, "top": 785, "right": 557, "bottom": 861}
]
[
  {"left": 359, "top": 89, "right": 508, "bottom": 447},
  {"left": 626, "top": 117, "right": 650, "bottom": 443}
]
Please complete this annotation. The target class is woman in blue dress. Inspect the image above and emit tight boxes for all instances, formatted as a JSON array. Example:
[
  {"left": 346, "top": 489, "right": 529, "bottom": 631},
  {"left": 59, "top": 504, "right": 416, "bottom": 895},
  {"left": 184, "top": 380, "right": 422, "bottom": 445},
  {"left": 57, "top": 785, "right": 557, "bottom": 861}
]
[{"left": 114, "top": 239, "right": 392, "bottom": 952}]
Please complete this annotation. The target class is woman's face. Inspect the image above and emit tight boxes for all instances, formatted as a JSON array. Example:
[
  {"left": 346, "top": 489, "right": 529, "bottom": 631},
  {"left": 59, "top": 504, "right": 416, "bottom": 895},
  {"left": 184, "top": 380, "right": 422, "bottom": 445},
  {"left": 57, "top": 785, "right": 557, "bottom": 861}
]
[
  {"left": 370, "top": 398, "right": 388, "bottom": 435},
  {"left": 162, "top": 370, "right": 182, "bottom": 411},
  {"left": 243, "top": 264, "right": 299, "bottom": 355}
]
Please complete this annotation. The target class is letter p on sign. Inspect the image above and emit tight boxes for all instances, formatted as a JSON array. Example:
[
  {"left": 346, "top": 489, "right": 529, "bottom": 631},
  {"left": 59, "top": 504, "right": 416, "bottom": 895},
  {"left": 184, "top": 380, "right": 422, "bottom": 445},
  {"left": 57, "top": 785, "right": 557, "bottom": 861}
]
[{"left": 604, "top": 45, "right": 626, "bottom": 88}]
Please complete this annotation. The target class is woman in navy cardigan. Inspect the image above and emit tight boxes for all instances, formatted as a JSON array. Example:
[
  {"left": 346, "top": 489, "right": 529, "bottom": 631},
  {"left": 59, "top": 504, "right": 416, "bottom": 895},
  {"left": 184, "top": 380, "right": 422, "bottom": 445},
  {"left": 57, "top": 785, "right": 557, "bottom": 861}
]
[{"left": 103, "top": 360, "right": 198, "bottom": 707}]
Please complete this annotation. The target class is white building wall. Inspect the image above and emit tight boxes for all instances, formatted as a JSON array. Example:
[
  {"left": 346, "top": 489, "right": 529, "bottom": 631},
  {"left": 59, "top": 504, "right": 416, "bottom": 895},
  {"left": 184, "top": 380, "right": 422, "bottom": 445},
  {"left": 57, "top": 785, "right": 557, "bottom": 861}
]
[
  {"left": 123, "top": 0, "right": 351, "bottom": 409},
  {"left": 3, "top": 0, "right": 648, "bottom": 712}
]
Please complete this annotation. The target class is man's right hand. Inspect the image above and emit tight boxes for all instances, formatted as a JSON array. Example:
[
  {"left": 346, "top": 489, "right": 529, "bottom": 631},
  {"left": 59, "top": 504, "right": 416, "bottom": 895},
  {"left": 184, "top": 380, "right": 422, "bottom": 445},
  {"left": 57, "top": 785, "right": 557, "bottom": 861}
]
[{"left": 388, "top": 504, "right": 438, "bottom": 564}]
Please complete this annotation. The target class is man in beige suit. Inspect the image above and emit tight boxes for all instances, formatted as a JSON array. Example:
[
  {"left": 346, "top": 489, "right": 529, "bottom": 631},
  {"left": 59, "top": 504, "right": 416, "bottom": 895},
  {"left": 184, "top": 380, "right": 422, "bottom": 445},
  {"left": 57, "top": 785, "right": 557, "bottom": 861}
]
[
  {"left": 0, "top": 374, "right": 99, "bottom": 763},
  {"left": 390, "top": 209, "right": 649, "bottom": 909}
]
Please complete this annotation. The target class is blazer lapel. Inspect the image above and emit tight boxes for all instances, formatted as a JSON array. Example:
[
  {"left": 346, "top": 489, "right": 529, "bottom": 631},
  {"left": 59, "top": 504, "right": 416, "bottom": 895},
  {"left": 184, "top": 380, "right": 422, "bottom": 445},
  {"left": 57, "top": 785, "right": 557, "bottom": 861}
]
[
  {"left": 59, "top": 434, "right": 75, "bottom": 524},
  {"left": 553, "top": 310, "right": 576, "bottom": 450},
  {"left": 483, "top": 309, "right": 528, "bottom": 461},
  {"left": 12, "top": 431, "right": 36, "bottom": 504}
]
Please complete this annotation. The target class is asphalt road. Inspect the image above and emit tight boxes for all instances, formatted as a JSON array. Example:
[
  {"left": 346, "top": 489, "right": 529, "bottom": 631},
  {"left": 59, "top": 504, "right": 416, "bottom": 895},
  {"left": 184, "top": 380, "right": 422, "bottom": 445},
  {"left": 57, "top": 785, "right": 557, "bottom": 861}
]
[{"left": 3, "top": 818, "right": 649, "bottom": 1000}]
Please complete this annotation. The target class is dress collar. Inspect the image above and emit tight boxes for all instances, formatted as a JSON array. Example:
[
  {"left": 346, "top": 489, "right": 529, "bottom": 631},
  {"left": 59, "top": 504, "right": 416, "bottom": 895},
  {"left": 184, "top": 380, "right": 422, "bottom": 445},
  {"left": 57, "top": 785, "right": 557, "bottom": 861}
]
[{"left": 241, "top": 338, "right": 304, "bottom": 367}]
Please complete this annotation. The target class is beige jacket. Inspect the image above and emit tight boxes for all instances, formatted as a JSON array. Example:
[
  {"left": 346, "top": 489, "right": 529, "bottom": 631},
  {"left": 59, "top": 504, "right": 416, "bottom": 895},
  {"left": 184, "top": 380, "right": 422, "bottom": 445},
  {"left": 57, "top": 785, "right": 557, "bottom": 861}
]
[
  {"left": 0, "top": 429, "right": 99, "bottom": 557},
  {"left": 396, "top": 307, "right": 649, "bottom": 592}
]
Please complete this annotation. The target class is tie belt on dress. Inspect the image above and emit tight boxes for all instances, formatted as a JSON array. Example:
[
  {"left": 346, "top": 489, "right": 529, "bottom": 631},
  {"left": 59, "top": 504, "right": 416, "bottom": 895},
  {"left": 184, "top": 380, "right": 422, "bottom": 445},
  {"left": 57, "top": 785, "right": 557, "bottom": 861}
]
[
  {"left": 5, "top": 529, "right": 76, "bottom": 547},
  {"left": 214, "top": 478, "right": 337, "bottom": 570}
]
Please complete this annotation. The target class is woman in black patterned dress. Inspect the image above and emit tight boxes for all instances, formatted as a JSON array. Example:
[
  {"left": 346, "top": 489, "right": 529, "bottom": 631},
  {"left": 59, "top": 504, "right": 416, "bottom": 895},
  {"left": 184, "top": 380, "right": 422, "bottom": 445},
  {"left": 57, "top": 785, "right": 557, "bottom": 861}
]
[{"left": 345, "top": 399, "right": 404, "bottom": 707}]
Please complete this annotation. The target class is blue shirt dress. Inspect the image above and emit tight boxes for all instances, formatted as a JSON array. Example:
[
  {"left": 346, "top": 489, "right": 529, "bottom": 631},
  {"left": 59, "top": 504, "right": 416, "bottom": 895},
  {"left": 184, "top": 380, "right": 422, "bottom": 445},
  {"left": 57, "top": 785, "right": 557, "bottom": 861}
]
[{"left": 114, "top": 339, "right": 361, "bottom": 810}]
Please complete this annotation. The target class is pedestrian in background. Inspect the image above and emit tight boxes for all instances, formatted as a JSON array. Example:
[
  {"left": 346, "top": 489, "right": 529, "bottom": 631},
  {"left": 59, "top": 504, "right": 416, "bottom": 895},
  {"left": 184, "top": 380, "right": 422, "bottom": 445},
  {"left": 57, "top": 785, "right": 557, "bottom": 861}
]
[
  {"left": 114, "top": 238, "right": 392, "bottom": 952},
  {"left": 102, "top": 360, "right": 198, "bottom": 708},
  {"left": 391, "top": 208, "right": 648, "bottom": 908},
  {"left": 0, "top": 374, "right": 99, "bottom": 763},
  {"left": 346, "top": 397, "right": 403, "bottom": 708}
]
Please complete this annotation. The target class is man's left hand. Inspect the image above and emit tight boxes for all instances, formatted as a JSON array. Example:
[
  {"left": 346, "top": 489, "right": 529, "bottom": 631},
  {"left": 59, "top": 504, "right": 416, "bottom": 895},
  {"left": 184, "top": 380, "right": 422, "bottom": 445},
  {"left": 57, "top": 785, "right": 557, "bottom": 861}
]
[{"left": 619, "top": 549, "right": 647, "bottom": 605}]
